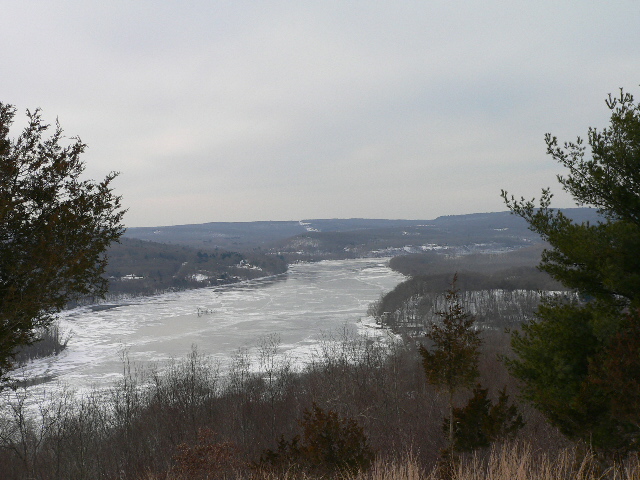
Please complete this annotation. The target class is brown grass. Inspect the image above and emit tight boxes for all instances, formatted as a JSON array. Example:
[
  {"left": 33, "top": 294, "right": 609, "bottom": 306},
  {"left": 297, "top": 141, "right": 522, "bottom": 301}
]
[
  {"left": 141, "top": 444, "right": 640, "bottom": 480},
  {"left": 358, "top": 444, "right": 640, "bottom": 480}
]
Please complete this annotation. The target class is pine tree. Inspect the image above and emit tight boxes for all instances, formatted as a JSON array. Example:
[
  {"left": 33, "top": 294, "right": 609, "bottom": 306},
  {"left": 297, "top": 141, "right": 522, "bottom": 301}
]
[
  {"left": 502, "top": 88, "right": 640, "bottom": 454},
  {"left": 419, "top": 274, "right": 482, "bottom": 449},
  {"left": 444, "top": 384, "right": 524, "bottom": 453},
  {"left": 0, "top": 104, "right": 125, "bottom": 381}
]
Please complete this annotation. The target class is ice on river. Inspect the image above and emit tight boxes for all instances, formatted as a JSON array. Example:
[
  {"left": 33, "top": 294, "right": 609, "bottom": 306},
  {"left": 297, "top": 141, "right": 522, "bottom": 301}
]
[{"left": 14, "top": 258, "right": 405, "bottom": 393}]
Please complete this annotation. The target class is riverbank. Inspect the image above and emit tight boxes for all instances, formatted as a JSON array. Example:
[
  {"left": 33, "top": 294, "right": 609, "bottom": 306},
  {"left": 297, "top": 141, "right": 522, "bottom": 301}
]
[{"left": 10, "top": 258, "right": 405, "bottom": 394}]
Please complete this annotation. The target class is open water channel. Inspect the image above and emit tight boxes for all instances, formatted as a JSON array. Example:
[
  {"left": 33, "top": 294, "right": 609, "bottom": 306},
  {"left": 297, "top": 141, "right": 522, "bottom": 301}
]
[{"left": 16, "top": 258, "right": 405, "bottom": 394}]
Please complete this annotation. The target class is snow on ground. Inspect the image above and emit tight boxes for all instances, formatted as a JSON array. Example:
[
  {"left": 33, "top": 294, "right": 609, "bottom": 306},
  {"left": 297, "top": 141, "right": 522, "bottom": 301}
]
[{"left": 10, "top": 258, "right": 406, "bottom": 403}]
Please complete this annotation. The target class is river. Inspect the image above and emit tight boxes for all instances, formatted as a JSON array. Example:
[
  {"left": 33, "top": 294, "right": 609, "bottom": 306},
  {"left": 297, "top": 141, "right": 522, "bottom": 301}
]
[{"left": 15, "top": 258, "right": 405, "bottom": 393}]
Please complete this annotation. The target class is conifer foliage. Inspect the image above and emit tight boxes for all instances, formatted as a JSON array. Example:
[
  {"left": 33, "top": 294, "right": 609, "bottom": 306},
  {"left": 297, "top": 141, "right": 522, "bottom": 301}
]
[
  {"left": 260, "top": 402, "right": 374, "bottom": 475},
  {"left": 503, "top": 88, "right": 640, "bottom": 454},
  {"left": 419, "top": 274, "right": 482, "bottom": 448},
  {"left": 444, "top": 384, "right": 524, "bottom": 453},
  {"left": 0, "top": 103, "right": 125, "bottom": 381}
]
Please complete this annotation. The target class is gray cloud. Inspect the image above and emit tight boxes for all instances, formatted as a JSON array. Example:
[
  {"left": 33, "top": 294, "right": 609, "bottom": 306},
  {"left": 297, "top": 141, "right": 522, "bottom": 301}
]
[{"left": 2, "top": 1, "right": 639, "bottom": 226}]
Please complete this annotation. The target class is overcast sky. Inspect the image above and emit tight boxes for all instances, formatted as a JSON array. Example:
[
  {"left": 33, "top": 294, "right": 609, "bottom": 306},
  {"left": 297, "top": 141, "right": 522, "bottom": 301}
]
[{"left": 3, "top": 1, "right": 639, "bottom": 227}]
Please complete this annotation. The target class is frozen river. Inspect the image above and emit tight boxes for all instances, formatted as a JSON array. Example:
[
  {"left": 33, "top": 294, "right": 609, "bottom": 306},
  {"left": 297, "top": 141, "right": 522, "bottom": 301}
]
[{"left": 17, "top": 258, "right": 405, "bottom": 392}]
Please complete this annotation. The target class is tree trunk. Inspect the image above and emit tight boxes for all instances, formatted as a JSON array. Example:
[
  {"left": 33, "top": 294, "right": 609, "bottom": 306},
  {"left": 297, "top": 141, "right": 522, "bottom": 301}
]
[{"left": 448, "top": 390, "right": 454, "bottom": 448}]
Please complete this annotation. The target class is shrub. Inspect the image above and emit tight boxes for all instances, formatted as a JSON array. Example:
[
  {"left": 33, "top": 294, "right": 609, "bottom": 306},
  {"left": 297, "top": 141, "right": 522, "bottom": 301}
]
[
  {"left": 172, "top": 428, "right": 242, "bottom": 479},
  {"left": 445, "top": 385, "right": 524, "bottom": 453},
  {"left": 260, "top": 402, "right": 374, "bottom": 476}
]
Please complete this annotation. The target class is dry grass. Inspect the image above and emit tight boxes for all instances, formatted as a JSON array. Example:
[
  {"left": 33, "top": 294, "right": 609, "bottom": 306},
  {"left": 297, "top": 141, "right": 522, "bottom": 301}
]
[
  {"left": 364, "top": 444, "right": 640, "bottom": 480},
  {"left": 358, "top": 444, "right": 639, "bottom": 480},
  {"left": 355, "top": 452, "right": 427, "bottom": 480},
  {"left": 141, "top": 444, "right": 640, "bottom": 480}
]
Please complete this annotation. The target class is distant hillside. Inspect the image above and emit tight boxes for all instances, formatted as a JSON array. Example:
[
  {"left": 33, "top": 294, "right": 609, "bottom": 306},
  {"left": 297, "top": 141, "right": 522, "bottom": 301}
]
[
  {"left": 123, "top": 209, "right": 604, "bottom": 261},
  {"left": 364, "top": 211, "right": 608, "bottom": 335},
  {"left": 100, "top": 237, "right": 287, "bottom": 298},
  {"left": 271, "top": 210, "right": 603, "bottom": 260},
  {"left": 272, "top": 213, "right": 537, "bottom": 260},
  {"left": 124, "top": 221, "right": 307, "bottom": 250},
  {"left": 105, "top": 208, "right": 603, "bottom": 300}
]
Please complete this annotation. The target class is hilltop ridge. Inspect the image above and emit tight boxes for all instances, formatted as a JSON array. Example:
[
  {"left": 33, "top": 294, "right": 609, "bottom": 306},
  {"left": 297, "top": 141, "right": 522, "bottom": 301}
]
[
  {"left": 124, "top": 208, "right": 602, "bottom": 254},
  {"left": 112, "top": 208, "right": 602, "bottom": 296}
]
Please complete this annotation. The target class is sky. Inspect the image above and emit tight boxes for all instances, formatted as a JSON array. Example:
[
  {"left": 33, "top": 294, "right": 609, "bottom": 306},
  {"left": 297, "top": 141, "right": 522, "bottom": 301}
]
[{"left": 2, "top": 1, "right": 639, "bottom": 228}]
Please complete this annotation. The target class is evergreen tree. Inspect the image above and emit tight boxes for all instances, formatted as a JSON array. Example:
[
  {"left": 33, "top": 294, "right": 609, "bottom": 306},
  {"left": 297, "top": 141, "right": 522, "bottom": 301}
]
[
  {"left": 0, "top": 104, "right": 125, "bottom": 381},
  {"left": 260, "top": 403, "right": 374, "bottom": 476},
  {"left": 444, "top": 384, "right": 524, "bottom": 453},
  {"left": 502, "top": 88, "right": 640, "bottom": 454},
  {"left": 419, "top": 274, "right": 482, "bottom": 449}
]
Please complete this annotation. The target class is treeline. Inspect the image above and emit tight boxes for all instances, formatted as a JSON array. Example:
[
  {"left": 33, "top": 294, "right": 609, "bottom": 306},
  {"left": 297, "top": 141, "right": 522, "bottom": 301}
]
[
  {"left": 272, "top": 223, "right": 537, "bottom": 262},
  {"left": 388, "top": 244, "right": 558, "bottom": 279},
  {"left": 0, "top": 328, "right": 568, "bottom": 480},
  {"left": 102, "top": 237, "right": 288, "bottom": 298},
  {"left": 369, "top": 245, "right": 567, "bottom": 333},
  {"left": 9, "top": 322, "right": 69, "bottom": 368},
  {"left": 370, "top": 270, "right": 567, "bottom": 333}
]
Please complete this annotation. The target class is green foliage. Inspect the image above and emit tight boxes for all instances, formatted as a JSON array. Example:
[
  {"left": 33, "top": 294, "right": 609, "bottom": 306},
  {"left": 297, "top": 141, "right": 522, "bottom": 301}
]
[
  {"left": 419, "top": 274, "right": 482, "bottom": 450},
  {"left": 444, "top": 384, "right": 524, "bottom": 453},
  {"left": 258, "top": 434, "right": 302, "bottom": 471},
  {"left": 419, "top": 275, "right": 482, "bottom": 396},
  {"left": 0, "top": 104, "right": 125, "bottom": 381},
  {"left": 507, "top": 301, "right": 606, "bottom": 438},
  {"left": 502, "top": 88, "right": 640, "bottom": 454},
  {"left": 550, "top": 90, "right": 640, "bottom": 223},
  {"left": 260, "top": 402, "right": 374, "bottom": 475},
  {"left": 300, "top": 403, "right": 374, "bottom": 474},
  {"left": 587, "top": 312, "right": 640, "bottom": 450}
]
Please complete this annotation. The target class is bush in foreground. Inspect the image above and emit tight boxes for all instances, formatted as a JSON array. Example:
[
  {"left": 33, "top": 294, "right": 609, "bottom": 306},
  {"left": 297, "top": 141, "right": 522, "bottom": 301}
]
[{"left": 260, "top": 402, "right": 374, "bottom": 476}]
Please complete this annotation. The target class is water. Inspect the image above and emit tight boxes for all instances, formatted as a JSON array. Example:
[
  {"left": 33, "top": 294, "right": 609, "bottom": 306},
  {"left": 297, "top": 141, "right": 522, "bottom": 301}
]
[{"left": 16, "top": 258, "right": 405, "bottom": 392}]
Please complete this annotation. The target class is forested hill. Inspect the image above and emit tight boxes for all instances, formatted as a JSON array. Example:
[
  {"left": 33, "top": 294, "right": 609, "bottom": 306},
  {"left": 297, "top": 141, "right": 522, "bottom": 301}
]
[
  {"left": 112, "top": 209, "right": 601, "bottom": 297},
  {"left": 123, "top": 218, "right": 454, "bottom": 250},
  {"left": 102, "top": 237, "right": 287, "bottom": 298},
  {"left": 123, "top": 208, "right": 603, "bottom": 261},
  {"left": 124, "top": 221, "right": 307, "bottom": 251}
]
